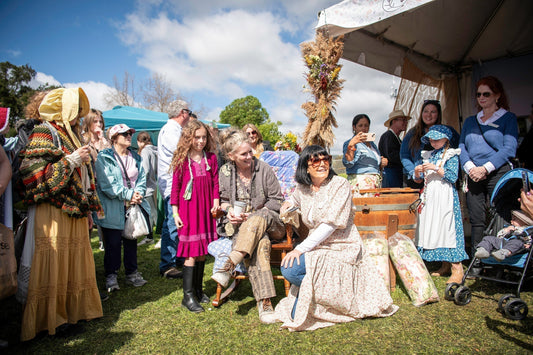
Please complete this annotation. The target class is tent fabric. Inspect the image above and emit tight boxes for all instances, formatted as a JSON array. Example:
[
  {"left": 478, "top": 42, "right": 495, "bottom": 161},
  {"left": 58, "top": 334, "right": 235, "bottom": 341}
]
[
  {"left": 102, "top": 106, "right": 231, "bottom": 132},
  {"left": 316, "top": 0, "right": 533, "bottom": 126}
]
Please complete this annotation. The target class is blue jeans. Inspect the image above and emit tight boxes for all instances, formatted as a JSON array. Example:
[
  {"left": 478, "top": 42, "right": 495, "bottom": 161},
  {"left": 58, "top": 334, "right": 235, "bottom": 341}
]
[
  {"left": 159, "top": 197, "right": 183, "bottom": 272},
  {"left": 281, "top": 254, "right": 306, "bottom": 319},
  {"left": 382, "top": 166, "right": 403, "bottom": 188}
]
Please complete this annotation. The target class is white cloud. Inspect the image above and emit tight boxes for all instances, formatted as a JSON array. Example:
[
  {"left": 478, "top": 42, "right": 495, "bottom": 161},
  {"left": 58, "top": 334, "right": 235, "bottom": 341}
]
[
  {"left": 63, "top": 81, "right": 117, "bottom": 112},
  {"left": 30, "top": 72, "right": 61, "bottom": 89},
  {"left": 6, "top": 49, "right": 21, "bottom": 57},
  {"left": 118, "top": 1, "right": 397, "bottom": 155}
]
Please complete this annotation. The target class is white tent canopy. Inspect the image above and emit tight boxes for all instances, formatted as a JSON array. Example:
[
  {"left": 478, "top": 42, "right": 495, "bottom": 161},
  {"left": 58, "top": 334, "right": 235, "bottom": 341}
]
[{"left": 317, "top": 0, "right": 533, "bottom": 126}]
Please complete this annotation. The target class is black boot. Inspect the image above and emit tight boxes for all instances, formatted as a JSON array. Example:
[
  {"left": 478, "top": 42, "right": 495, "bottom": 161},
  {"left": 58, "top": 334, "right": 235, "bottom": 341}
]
[
  {"left": 182, "top": 266, "right": 204, "bottom": 313},
  {"left": 194, "top": 261, "right": 210, "bottom": 303}
]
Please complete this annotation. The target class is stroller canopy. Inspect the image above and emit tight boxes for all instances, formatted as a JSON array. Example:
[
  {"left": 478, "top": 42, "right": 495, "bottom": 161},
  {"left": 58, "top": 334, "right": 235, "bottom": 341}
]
[{"left": 491, "top": 168, "right": 533, "bottom": 205}]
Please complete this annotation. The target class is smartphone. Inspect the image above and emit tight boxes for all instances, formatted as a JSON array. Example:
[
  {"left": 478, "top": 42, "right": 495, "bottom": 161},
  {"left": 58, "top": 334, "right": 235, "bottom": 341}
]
[
  {"left": 365, "top": 133, "right": 376, "bottom": 142},
  {"left": 522, "top": 170, "right": 531, "bottom": 192}
]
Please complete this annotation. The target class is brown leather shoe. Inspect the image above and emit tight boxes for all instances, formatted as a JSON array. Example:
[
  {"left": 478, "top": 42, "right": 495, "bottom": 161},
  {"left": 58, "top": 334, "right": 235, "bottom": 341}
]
[
  {"left": 446, "top": 262, "right": 464, "bottom": 284},
  {"left": 431, "top": 261, "right": 451, "bottom": 277},
  {"left": 161, "top": 267, "right": 183, "bottom": 279}
]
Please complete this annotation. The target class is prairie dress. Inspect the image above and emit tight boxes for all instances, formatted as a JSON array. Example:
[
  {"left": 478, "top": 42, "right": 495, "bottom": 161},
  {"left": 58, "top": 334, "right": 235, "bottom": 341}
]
[{"left": 21, "top": 203, "right": 102, "bottom": 341}]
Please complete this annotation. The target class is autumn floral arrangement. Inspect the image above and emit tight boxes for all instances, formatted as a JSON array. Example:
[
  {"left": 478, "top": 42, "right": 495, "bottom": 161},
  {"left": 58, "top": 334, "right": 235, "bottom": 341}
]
[
  {"left": 301, "top": 31, "right": 344, "bottom": 149},
  {"left": 274, "top": 132, "right": 301, "bottom": 153}
]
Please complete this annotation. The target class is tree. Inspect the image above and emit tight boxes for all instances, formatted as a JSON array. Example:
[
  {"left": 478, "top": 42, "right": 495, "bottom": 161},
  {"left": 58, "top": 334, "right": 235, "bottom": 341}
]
[
  {"left": 106, "top": 71, "right": 137, "bottom": 107},
  {"left": 141, "top": 73, "right": 183, "bottom": 112},
  {"left": 219, "top": 95, "right": 269, "bottom": 128},
  {"left": 219, "top": 95, "right": 282, "bottom": 143},
  {"left": 0, "top": 62, "right": 37, "bottom": 123}
]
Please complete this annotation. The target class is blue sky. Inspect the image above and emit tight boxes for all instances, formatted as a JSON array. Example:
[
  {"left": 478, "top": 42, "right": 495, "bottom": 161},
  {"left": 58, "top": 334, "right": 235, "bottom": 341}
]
[{"left": 0, "top": 0, "right": 397, "bottom": 154}]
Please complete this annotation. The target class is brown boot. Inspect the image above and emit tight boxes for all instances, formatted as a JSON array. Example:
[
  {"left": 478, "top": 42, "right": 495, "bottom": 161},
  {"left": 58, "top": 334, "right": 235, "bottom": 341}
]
[
  {"left": 446, "top": 262, "right": 464, "bottom": 284},
  {"left": 431, "top": 261, "right": 451, "bottom": 277}
]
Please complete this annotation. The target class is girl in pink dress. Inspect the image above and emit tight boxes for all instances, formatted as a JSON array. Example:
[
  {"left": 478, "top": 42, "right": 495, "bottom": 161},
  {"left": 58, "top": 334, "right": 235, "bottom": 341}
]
[{"left": 170, "top": 120, "right": 220, "bottom": 313}]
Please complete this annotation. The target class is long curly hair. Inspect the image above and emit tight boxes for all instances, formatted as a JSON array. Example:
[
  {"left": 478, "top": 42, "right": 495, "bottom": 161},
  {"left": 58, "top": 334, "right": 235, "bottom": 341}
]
[
  {"left": 408, "top": 100, "right": 442, "bottom": 155},
  {"left": 169, "top": 120, "right": 216, "bottom": 173},
  {"left": 24, "top": 90, "right": 50, "bottom": 120}
]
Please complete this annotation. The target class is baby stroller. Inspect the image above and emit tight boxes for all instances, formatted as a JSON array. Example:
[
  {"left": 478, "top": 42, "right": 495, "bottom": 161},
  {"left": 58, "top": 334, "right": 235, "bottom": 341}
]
[{"left": 445, "top": 168, "right": 533, "bottom": 320}]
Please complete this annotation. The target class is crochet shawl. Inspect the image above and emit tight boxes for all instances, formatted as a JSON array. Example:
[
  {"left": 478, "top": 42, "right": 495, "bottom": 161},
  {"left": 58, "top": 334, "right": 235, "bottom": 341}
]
[{"left": 19, "top": 122, "right": 102, "bottom": 218}]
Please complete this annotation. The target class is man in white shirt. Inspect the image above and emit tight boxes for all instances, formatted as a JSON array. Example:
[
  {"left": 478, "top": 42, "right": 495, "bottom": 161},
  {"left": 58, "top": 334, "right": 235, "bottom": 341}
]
[{"left": 157, "top": 100, "right": 191, "bottom": 278}]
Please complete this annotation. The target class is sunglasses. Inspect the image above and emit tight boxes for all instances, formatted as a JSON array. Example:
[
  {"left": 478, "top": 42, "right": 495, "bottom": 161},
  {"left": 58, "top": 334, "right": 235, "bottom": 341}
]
[
  {"left": 119, "top": 131, "right": 132, "bottom": 137},
  {"left": 308, "top": 155, "right": 332, "bottom": 168},
  {"left": 247, "top": 130, "right": 258, "bottom": 136},
  {"left": 182, "top": 108, "right": 192, "bottom": 114},
  {"left": 476, "top": 92, "right": 492, "bottom": 98}
]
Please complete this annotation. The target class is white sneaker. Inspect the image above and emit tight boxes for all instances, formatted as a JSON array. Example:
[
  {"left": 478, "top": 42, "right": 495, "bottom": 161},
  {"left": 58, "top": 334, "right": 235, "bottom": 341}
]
[
  {"left": 154, "top": 239, "right": 161, "bottom": 249},
  {"left": 258, "top": 299, "right": 278, "bottom": 324},
  {"left": 99, "top": 241, "right": 104, "bottom": 251},
  {"left": 138, "top": 237, "right": 154, "bottom": 246}
]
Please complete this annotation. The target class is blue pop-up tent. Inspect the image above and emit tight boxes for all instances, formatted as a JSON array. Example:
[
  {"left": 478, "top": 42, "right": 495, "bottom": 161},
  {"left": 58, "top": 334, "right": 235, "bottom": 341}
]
[{"left": 102, "top": 105, "right": 231, "bottom": 146}]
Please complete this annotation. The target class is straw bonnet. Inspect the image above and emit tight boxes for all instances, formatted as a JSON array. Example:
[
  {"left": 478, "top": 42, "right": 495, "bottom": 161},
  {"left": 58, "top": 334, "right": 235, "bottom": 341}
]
[
  {"left": 384, "top": 109, "right": 411, "bottom": 127},
  {"left": 38, "top": 87, "right": 90, "bottom": 148}
]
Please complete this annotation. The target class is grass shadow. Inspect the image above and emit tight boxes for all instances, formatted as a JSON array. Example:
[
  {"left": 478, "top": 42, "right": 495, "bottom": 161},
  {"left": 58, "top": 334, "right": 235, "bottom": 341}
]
[{"left": 485, "top": 315, "right": 533, "bottom": 351}]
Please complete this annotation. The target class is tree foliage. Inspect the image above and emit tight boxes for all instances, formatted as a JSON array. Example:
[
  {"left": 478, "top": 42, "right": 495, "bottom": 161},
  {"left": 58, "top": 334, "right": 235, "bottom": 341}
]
[
  {"left": 0, "top": 62, "right": 37, "bottom": 123},
  {"left": 219, "top": 95, "right": 282, "bottom": 144}
]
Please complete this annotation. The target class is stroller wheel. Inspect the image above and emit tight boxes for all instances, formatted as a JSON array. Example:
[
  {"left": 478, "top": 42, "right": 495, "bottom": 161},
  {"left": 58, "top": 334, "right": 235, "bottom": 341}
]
[
  {"left": 445, "top": 283, "right": 460, "bottom": 301},
  {"left": 453, "top": 286, "right": 472, "bottom": 306},
  {"left": 498, "top": 294, "right": 516, "bottom": 313},
  {"left": 504, "top": 299, "right": 528, "bottom": 320}
]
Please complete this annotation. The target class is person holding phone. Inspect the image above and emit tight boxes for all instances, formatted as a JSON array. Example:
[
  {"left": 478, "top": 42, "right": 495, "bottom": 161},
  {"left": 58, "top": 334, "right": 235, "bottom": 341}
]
[{"left": 342, "top": 114, "right": 386, "bottom": 196}]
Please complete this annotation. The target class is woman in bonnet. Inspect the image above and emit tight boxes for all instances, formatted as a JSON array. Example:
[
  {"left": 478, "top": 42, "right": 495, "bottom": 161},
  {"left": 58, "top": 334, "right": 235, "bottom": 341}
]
[{"left": 18, "top": 88, "right": 103, "bottom": 341}]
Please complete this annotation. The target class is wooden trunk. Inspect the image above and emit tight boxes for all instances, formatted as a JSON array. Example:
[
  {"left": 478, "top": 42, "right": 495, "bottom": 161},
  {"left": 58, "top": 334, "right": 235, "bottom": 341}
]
[{"left": 353, "top": 187, "right": 420, "bottom": 290}]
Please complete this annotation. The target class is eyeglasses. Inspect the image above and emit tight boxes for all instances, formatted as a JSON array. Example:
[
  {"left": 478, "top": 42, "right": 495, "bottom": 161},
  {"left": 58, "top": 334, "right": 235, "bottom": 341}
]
[
  {"left": 476, "top": 92, "right": 492, "bottom": 98},
  {"left": 120, "top": 131, "right": 132, "bottom": 137},
  {"left": 182, "top": 109, "right": 192, "bottom": 114},
  {"left": 247, "top": 130, "right": 258, "bottom": 136},
  {"left": 308, "top": 155, "right": 332, "bottom": 168}
]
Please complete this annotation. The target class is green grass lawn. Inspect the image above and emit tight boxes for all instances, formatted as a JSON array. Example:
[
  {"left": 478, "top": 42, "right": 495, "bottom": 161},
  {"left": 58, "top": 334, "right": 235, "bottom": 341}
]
[{"left": 2, "top": 233, "right": 533, "bottom": 354}]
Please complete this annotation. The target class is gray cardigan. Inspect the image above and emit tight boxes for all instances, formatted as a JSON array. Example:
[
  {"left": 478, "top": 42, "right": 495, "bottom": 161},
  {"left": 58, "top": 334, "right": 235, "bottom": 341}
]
[{"left": 217, "top": 158, "right": 283, "bottom": 235}]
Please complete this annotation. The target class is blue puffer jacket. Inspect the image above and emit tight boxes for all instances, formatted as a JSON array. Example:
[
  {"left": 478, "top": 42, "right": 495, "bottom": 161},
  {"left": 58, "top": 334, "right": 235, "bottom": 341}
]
[{"left": 95, "top": 147, "right": 150, "bottom": 230}]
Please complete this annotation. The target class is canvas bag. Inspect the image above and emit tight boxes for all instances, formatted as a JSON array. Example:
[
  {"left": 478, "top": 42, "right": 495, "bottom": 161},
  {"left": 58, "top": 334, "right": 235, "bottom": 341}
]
[{"left": 0, "top": 223, "right": 17, "bottom": 300}]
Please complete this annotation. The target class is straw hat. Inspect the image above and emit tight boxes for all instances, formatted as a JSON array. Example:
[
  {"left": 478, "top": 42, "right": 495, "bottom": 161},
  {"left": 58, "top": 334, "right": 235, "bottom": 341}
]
[{"left": 384, "top": 109, "right": 411, "bottom": 127}]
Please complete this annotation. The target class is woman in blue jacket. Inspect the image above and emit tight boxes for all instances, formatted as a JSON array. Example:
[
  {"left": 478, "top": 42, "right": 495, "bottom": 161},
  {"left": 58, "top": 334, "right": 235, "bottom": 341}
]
[
  {"left": 95, "top": 124, "right": 150, "bottom": 292},
  {"left": 459, "top": 76, "right": 518, "bottom": 256},
  {"left": 342, "top": 114, "right": 385, "bottom": 196}
]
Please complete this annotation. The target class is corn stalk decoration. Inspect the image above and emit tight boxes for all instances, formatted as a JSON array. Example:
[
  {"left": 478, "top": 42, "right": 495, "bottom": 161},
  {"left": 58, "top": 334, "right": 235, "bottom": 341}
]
[{"left": 301, "top": 32, "right": 345, "bottom": 149}]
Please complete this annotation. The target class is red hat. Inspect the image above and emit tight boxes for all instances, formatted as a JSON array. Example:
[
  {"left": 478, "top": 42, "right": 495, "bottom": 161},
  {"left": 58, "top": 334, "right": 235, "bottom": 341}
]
[{"left": 0, "top": 107, "right": 10, "bottom": 132}]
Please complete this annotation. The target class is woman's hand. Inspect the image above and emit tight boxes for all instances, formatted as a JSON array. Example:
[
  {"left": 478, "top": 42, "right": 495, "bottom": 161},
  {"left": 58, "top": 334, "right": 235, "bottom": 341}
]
[
  {"left": 414, "top": 164, "right": 424, "bottom": 179},
  {"left": 469, "top": 166, "right": 487, "bottom": 182},
  {"left": 210, "top": 200, "right": 221, "bottom": 217},
  {"left": 281, "top": 249, "right": 303, "bottom": 269},
  {"left": 519, "top": 190, "right": 533, "bottom": 219},
  {"left": 76, "top": 145, "right": 91, "bottom": 164},
  {"left": 380, "top": 157, "right": 388, "bottom": 169},
  {"left": 227, "top": 208, "right": 247, "bottom": 224},
  {"left": 280, "top": 201, "right": 293, "bottom": 215},
  {"left": 349, "top": 132, "right": 366, "bottom": 147},
  {"left": 130, "top": 191, "right": 143, "bottom": 204},
  {"left": 88, "top": 213, "right": 94, "bottom": 230}
]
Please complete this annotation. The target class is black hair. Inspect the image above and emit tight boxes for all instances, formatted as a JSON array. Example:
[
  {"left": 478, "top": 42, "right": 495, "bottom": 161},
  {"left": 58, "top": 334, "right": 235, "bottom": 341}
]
[
  {"left": 295, "top": 145, "right": 336, "bottom": 186},
  {"left": 351, "top": 114, "right": 370, "bottom": 132}
]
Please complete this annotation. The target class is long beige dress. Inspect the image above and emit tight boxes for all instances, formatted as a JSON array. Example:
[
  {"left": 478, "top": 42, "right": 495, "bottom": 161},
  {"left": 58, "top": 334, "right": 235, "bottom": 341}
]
[{"left": 275, "top": 176, "right": 398, "bottom": 331}]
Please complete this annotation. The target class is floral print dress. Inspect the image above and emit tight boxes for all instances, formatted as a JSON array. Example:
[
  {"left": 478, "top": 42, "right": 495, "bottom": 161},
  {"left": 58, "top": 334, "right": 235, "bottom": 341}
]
[{"left": 275, "top": 176, "right": 398, "bottom": 331}]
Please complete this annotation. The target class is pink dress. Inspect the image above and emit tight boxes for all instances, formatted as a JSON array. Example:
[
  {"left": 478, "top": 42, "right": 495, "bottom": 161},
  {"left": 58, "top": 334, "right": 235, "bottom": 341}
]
[{"left": 170, "top": 152, "right": 219, "bottom": 257}]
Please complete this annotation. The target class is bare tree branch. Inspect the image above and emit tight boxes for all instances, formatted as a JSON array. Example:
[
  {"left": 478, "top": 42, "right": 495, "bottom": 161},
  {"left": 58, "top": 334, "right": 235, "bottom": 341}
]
[{"left": 105, "top": 71, "right": 137, "bottom": 107}]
